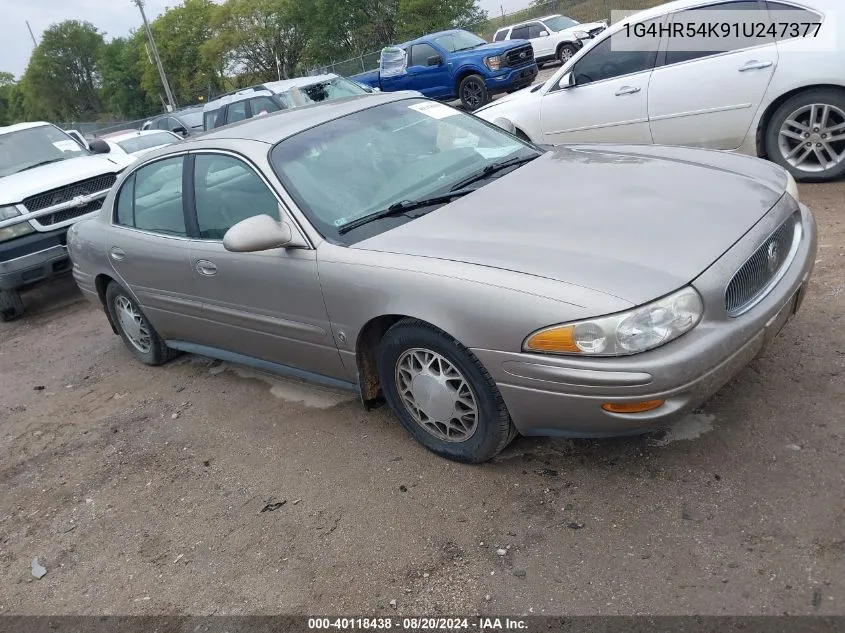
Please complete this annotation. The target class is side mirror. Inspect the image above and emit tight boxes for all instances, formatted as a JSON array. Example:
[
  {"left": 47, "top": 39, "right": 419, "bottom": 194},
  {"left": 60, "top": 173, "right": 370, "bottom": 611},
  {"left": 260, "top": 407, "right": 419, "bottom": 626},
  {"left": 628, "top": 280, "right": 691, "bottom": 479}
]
[
  {"left": 539, "top": 30, "right": 549, "bottom": 37},
  {"left": 223, "top": 214, "right": 293, "bottom": 253},
  {"left": 172, "top": 126, "right": 188, "bottom": 136},
  {"left": 492, "top": 117, "right": 517, "bottom": 135},
  {"left": 559, "top": 71, "right": 576, "bottom": 89},
  {"left": 88, "top": 139, "right": 111, "bottom": 154},
  {"left": 427, "top": 55, "right": 443, "bottom": 66}
]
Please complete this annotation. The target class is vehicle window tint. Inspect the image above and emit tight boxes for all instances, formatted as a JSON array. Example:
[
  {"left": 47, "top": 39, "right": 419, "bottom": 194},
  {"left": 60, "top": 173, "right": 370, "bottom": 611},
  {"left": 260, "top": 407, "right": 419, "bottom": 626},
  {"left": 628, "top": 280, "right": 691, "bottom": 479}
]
[
  {"left": 194, "top": 154, "right": 279, "bottom": 240},
  {"left": 572, "top": 19, "right": 660, "bottom": 84},
  {"left": 527, "top": 23, "right": 546, "bottom": 38},
  {"left": 203, "top": 110, "right": 219, "bottom": 131},
  {"left": 511, "top": 25, "right": 530, "bottom": 40},
  {"left": 154, "top": 118, "right": 169, "bottom": 131},
  {"left": 665, "top": 1, "right": 765, "bottom": 66},
  {"left": 250, "top": 96, "right": 281, "bottom": 116},
  {"left": 115, "top": 175, "right": 135, "bottom": 227},
  {"left": 766, "top": 1, "right": 822, "bottom": 41},
  {"left": 227, "top": 100, "right": 249, "bottom": 124},
  {"left": 493, "top": 29, "right": 508, "bottom": 42},
  {"left": 127, "top": 157, "right": 186, "bottom": 236},
  {"left": 410, "top": 43, "right": 439, "bottom": 67}
]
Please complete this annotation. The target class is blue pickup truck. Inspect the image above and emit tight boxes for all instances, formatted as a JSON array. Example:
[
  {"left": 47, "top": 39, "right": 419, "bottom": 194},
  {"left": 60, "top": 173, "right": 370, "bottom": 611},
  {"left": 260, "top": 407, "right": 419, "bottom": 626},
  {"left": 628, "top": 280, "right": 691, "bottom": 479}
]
[{"left": 351, "top": 29, "right": 538, "bottom": 111}]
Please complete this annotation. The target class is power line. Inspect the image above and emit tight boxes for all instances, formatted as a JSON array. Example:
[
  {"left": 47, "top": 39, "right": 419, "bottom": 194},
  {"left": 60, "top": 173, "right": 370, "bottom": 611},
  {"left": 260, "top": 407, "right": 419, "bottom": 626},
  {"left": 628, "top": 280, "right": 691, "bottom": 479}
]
[
  {"left": 26, "top": 21, "right": 38, "bottom": 47},
  {"left": 130, "top": 0, "right": 177, "bottom": 112}
]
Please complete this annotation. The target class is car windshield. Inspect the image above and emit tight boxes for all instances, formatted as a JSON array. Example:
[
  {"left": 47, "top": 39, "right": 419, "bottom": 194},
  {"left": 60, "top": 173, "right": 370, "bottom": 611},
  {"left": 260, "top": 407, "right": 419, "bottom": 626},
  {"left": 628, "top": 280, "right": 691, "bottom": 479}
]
[
  {"left": 270, "top": 98, "right": 539, "bottom": 241},
  {"left": 116, "top": 132, "right": 178, "bottom": 154},
  {"left": 544, "top": 15, "right": 580, "bottom": 31},
  {"left": 276, "top": 77, "right": 368, "bottom": 108},
  {"left": 433, "top": 31, "right": 487, "bottom": 52},
  {"left": 0, "top": 125, "right": 89, "bottom": 178}
]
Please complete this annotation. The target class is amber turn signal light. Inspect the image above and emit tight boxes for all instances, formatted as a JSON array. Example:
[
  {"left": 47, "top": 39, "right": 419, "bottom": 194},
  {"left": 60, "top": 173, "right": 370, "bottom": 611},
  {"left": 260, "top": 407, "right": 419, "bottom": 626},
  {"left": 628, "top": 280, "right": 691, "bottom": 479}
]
[{"left": 601, "top": 400, "right": 665, "bottom": 414}]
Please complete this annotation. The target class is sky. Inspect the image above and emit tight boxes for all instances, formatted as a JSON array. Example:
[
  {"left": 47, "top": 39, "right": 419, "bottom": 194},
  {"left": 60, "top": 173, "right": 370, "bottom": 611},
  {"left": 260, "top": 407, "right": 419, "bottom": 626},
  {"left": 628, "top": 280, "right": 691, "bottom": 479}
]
[{"left": 0, "top": 0, "right": 528, "bottom": 79}]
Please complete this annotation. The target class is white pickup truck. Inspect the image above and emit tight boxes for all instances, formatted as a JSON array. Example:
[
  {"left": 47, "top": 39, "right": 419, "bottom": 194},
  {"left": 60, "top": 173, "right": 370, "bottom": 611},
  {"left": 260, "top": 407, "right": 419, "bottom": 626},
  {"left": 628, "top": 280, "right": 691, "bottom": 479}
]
[
  {"left": 493, "top": 14, "right": 608, "bottom": 66},
  {"left": 0, "top": 122, "right": 134, "bottom": 320}
]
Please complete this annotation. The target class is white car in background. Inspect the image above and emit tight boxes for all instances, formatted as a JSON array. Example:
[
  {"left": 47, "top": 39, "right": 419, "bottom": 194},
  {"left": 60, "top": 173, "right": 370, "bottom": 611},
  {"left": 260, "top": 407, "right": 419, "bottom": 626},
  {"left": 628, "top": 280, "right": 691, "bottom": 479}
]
[
  {"left": 493, "top": 14, "right": 608, "bottom": 65},
  {"left": 478, "top": 0, "right": 845, "bottom": 182},
  {"left": 99, "top": 130, "right": 183, "bottom": 158}
]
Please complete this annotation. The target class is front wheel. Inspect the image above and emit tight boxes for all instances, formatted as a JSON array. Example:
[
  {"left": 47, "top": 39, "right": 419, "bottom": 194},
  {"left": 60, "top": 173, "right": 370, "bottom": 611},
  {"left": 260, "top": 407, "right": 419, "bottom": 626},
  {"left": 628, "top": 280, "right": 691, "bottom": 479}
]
[
  {"left": 377, "top": 319, "right": 516, "bottom": 463},
  {"left": 0, "top": 289, "right": 24, "bottom": 322},
  {"left": 459, "top": 74, "right": 489, "bottom": 111},
  {"left": 765, "top": 89, "right": 845, "bottom": 182},
  {"left": 558, "top": 43, "right": 577, "bottom": 64}
]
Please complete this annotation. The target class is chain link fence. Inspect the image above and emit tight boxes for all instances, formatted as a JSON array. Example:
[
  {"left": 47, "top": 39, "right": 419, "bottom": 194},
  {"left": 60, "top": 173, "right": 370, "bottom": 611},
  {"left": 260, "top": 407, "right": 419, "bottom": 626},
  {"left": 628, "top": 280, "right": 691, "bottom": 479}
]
[
  {"left": 55, "top": 117, "right": 152, "bottom": 139},
  {"left": 309, "top": 0, "right": 616, "bottom": 77}
]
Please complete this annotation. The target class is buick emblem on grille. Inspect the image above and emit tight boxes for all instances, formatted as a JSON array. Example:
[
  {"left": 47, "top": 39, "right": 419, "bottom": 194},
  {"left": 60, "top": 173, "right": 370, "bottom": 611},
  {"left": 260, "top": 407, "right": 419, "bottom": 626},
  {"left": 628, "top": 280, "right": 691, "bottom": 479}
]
[{"left": 766, "top": 241, "right": 780, "bottom": 273}]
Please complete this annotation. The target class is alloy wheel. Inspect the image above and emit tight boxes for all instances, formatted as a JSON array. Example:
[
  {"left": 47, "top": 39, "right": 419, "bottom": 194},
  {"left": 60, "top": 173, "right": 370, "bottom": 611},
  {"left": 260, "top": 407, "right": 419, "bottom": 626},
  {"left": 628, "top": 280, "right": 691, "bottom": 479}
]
[
  {"left": 114, "top": 295, "right": 152, "bottom": 354},
  {"left": 394, "top": 348, "right": 479, "bottom": 443},
  {"left": 778, "top": 103, "right": 845, "bottom": 174},
  {"left": 462, "top": 81, "right": 484, "bottom": 110}
]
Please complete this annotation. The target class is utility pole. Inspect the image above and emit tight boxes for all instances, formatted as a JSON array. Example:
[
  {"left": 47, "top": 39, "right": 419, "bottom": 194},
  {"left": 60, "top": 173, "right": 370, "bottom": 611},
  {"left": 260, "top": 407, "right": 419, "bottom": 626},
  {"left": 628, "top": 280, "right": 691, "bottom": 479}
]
[
  {"left": 25, "top": 21, "right": 38, "bottom": 47},
  {"left": 131, "top": 0, "right": 176, "bottom": 112}
]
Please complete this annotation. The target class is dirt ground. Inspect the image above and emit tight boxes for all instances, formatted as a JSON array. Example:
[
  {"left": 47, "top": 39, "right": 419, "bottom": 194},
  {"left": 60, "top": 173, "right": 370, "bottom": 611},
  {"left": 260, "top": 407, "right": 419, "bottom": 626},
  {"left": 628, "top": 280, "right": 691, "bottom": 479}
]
[{"left": 1, "top": 179, "right": 843, "bottom": 617}]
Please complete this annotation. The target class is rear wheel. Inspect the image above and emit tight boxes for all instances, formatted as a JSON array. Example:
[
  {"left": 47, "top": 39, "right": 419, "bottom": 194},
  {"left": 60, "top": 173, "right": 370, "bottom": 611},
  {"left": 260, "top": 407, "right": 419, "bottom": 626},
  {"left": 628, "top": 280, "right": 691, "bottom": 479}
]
[
  {"left": 377, "top": 319, "right": 516, "bottom": 463},
  {"left": 459, "top": 74, "right": 489, "bottom": 111},
  {"left": 765, "top": 89, "right": 845, "bottom": 182},
  {"left": 105, "top": 282, "right": 178, "bottom": 366},
  {"left": 558, "top": 43, "right": 577, "bottom": 64},
  {"left": 0, "top": 289, "right": 24, "bottom": 322}
]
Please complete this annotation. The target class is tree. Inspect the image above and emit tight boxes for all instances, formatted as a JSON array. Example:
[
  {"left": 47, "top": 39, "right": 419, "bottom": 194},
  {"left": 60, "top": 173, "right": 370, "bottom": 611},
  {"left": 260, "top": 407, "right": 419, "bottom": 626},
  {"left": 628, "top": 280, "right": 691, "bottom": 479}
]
[
  {"left": 21, "top": 21, "right": 104, "bottom": 120},
  {"left": 207, "top": 0, "right": 315, "bottom": 82},
  {"left": 396, "top": 0, "right": 487, "bottom": 41},
  {"left": 0, "top": 72, "right": 16, "bottom": 125},
  {"left": 141, "top": 0, "right": 223, "bottom": 107},
  {"left": 100, "top": 35, "right": 156, "bottom": 119}
]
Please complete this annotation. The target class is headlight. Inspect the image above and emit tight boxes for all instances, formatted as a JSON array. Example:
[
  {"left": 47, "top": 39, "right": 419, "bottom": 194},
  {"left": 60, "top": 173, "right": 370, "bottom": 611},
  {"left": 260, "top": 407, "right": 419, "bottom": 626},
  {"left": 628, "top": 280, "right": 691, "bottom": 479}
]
[
  {"left": 524, "top": 287, "right": 704, "bottom": 356},
  {"left": 0, "top": 205, "right": 35, "bottom": 243},
  {"left": 484, "top": 55, "right": 502, "bottom": 71},
  {"left": 785, "top": 171, "right": 800, "bottom": 203},
  {"left": 572, "top": 30, "right": 590, "bottom": 39}
]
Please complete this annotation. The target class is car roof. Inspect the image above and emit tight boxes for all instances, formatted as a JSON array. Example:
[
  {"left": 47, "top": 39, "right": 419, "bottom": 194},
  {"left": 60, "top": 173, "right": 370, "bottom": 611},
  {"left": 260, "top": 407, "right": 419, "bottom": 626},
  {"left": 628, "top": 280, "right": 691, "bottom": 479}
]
[
  {"left": 187, "top": 92, "right": 419, "bottom": 145},
  {"left": 101, "top": 129, "right": 175, "bottom": 142},
  {"left": 404, "top": 29, "right": 469, "bottom": 47},
  {"left": 203, "top": 74, "right": 342, "bottom": 112},
  {"left": 0, "top": 121, "right": 52, "bottom": 135},
  {"left": 495, "top": 14, "right": 565, "bottom": 31}
]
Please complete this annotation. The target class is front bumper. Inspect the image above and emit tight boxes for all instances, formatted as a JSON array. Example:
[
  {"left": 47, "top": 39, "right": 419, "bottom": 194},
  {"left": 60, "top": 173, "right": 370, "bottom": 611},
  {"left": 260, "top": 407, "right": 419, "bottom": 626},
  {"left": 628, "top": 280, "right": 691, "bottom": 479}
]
[
  {"left": 471, "top": 200, "right": 817, "bottom": 438},
  {"left": 486, "top": 64, "right": 538, "bottom": 94},
  {"left": 0, "top": 229, "right": 72, "bottom": 291}
]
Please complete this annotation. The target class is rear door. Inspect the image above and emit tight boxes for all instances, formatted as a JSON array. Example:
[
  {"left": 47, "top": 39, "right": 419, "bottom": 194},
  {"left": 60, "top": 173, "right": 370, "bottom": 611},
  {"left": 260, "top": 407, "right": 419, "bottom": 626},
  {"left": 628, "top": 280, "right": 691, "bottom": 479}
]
[
  {"left": 648, "top": 0, "right": 778, "bottom": 150},
  {"left": 184, "top": 152, "right": 346, "bottom": 379},
  {"left": 107, "top": 155, "right": 206, "bottom": 339},
  {"left": 406, "top": 43, "right": 451, "bottom": 98}
]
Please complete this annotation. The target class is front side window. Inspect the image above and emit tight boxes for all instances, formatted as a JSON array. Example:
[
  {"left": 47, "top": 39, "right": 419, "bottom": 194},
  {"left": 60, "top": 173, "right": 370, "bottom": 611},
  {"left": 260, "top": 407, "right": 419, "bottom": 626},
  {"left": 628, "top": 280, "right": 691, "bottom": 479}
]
[
  {"left": 227, "top": 100, "right": 249, "bottom": 124},
  {"left": 432, "top": 31, "right": 486, "bottom": 52},
  {"left": 572, "top": 19, "right": 661, "bottom": 84},
  {"left": 527, "top": 23, "right": 547, "bottom": 38},
  {"left": 410, "top": 44, "right": 439, "bottom": 67},
  {"left": 250, "top": 96, "right": 282, "bottom": 116},
  {"left": 115, "top": 157, "right": 186, "bottom": 237},
  {"left": 270, "top": 99, "right": 539, "bottom": 242},
  {"left": 0, "top": 125, "right": 88, "bottom": 178},
  {"left": 193, "top": 154, "right": 279, "bottom": 240},
  {"left": 204, "top": 109, "right": 221, "bottom": 130}
]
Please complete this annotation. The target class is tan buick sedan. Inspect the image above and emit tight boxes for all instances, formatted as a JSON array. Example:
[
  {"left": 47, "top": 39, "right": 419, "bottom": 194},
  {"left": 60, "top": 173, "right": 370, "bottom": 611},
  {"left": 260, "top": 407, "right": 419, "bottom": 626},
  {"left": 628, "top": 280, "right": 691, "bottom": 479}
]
[{"left": 68, "top": 93, "right": 817, "bottom": 463}]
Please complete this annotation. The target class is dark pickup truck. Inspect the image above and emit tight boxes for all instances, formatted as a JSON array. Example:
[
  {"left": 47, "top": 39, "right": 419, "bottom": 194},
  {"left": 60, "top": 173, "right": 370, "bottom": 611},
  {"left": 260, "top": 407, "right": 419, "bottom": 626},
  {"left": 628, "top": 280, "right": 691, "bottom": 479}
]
[{"left": 351, "top": 29, "right": 539, "bottom": 111}]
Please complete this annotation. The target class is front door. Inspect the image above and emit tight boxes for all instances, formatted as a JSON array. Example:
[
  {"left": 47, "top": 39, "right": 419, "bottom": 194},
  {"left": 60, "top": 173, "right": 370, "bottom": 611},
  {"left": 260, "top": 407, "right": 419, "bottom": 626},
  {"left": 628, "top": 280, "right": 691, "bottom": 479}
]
[
  {"left": 538, "top": 17, "right": 663, "bottom": 144},
  {"left": 185, "top": 152, "right": 345, "bottom": 380},
  {"left": 406, "top": 43, "right": 451, "bottom": 99},
  {"left": 108, "top": 155, "right": 206, "bottom": 340},
  {"left": 648, "top": 1, "right": 778, "bottom": 150}
]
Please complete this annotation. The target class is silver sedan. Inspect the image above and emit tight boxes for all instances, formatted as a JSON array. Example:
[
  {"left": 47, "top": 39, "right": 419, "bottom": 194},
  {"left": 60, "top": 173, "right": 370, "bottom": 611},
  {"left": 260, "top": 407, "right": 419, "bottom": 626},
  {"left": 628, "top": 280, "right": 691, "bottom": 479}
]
[{"left": 67, "top": 93, "right": 817, "bottom": 463}]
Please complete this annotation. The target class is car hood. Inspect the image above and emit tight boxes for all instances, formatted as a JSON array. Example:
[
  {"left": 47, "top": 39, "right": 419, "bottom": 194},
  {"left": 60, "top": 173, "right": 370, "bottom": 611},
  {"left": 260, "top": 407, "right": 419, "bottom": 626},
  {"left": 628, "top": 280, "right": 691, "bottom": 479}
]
[
  {"left": 562, "top": 20, "right": 607, "bottom": 35},
  {"left": 355, "top": 144, "right": 789, "bottom": 305},
  {"left": 476, "top": 81, "right": 544, "bottom": 113},
  {"left": 450, "top": 40, "right": 530, "bottom": 60},
  {"left": 0, "top": 154, "right": 133, "bottom": 205}
]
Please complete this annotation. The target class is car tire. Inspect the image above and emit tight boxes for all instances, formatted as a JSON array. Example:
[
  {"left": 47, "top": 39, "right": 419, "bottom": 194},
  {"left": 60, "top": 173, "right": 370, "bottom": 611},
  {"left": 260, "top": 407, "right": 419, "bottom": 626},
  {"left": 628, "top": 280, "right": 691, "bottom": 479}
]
[
  {"left": 459, "top": 74, "right": 489, "bottom": 111},
  {"left": 558, "top": 43, "right": 577, "bottom": 64},
  {"left": 377, "top": 318, "right": 517, "bottom": 463},
  {"left": 765, "top": 88, "right": 845, "bottom": 182},
  {"left": 105, "top": 282, "right": 178, "bottom": 366},
  {"left": 0, "top": 289, "right": 24, "bottom": 322}
]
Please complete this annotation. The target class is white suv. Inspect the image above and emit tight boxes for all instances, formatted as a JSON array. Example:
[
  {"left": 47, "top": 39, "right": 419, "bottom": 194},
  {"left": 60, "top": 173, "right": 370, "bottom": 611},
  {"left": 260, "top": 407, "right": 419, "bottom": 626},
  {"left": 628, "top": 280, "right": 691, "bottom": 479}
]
[{"left": 493, "top": 14, "right": 608, "bottom": 65}]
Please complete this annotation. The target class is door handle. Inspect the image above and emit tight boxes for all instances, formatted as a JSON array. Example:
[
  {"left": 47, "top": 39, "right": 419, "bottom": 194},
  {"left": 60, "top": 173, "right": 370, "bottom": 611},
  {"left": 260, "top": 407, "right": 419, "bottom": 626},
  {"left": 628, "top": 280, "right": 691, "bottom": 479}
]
[
  {"left": 109, "top": 247, "right": 126, "bottom": 261},
  {"left": 615, "top": 85, "right": 641, "bottom": 96},
  {"left": 739, "top": 60, "right": 773, "bottom": 72},
  {"left": 194, "top": 260, "right": 218, "bottom": 276}
]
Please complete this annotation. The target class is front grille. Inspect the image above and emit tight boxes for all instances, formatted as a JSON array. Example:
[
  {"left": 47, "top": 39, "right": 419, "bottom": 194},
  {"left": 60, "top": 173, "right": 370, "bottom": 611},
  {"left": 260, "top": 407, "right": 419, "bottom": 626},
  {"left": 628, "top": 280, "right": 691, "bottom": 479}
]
[
  {"left": 22, "top": 174, "right": 118, "bottom": 212},
  {"left": 37, "top": 197, "right": 105, "bottom": 226},
  {"left": 725, "top": 213, "right": 800, "bottom": 316},
  {"left": 505, "top": 44, "right": 534, "bottom": 68}
]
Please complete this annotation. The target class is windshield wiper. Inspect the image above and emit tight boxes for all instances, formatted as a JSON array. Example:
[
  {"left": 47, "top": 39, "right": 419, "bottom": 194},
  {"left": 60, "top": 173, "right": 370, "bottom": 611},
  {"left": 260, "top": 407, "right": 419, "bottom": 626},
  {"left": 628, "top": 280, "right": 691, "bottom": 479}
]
[
  {"left": 337, "top": 188, "right": 476, "bottom": 235},
  {"left": 16, "top": 158, "right": 67, "bottom": 173},
  {"left": 450, "top": 154, "right": 538, "bottom": 191}
]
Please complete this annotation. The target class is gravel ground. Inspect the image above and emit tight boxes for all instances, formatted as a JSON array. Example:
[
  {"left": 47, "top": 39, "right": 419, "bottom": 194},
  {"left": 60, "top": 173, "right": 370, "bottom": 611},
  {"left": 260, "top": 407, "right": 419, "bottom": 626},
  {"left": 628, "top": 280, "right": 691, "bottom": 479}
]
[{"left": 0, "top": 176, "right": 843, "bottom": 617}]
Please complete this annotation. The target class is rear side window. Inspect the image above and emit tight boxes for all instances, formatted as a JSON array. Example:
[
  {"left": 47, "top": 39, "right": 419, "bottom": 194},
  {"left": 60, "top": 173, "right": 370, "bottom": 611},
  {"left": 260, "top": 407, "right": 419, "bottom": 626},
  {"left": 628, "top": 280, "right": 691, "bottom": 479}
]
[
  {"left": 249, "top": 96, "right": 281, "bottom": 116},
  {"left": 114, "top": 157, "right": 186, "bottom": 237},
  {"left": 511, "top": 25, "right": 530, "bottom": 40},
  {"left": 227, "top": 100, "right": 249, "bottom": 124},
  {"left": 766, "top": 1, "right": 823, "bottom": 41},
  {"left": 493, "top": 29, "right": 509, "bottom": 42}
]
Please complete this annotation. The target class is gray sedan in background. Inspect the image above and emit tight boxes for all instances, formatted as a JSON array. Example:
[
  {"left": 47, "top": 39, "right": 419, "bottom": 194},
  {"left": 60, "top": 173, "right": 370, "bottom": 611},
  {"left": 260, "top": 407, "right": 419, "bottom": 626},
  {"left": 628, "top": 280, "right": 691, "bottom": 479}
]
[{"left": 67, "top": 93, "right": 817, "bottom": 463}]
